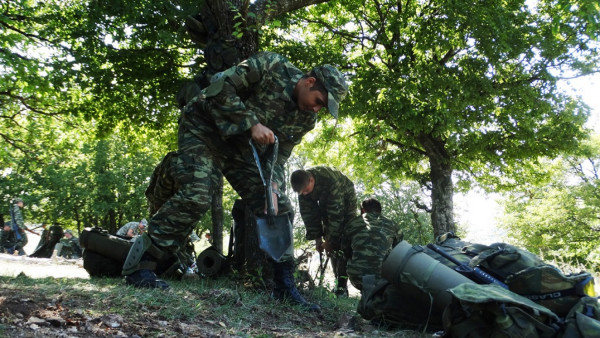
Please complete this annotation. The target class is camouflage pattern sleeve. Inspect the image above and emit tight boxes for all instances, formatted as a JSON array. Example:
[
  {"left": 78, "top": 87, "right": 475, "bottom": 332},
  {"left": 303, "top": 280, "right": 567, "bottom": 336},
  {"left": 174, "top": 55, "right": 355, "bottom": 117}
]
[
  {"left": 387, "top": 217, "right": 404, "bottom": 246},
  {"left": 207, "top": 52, "right": 283, "bottom": 137},
  {"left": 272, "top": 138, "right": 301, "bottom": 188},
  {"left": 365, "top": 213, "right": 403, "bottom": 248},
  {"left": 13, "top": 204, "right": 25, "bottom": 228},
  {"left": 299, "top": 196, "right": 324, "bottom": 240},
  {"left": 323, "top": 181, "right": 349, "bottom": 242}
]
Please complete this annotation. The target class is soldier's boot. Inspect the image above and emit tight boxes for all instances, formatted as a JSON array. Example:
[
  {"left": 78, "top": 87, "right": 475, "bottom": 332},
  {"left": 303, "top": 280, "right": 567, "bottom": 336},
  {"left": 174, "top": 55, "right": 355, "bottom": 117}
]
[
  {"left": 334, "top": 276, "right": 349, "bottom": 297},
  {"left": 122, "top": 234, "right": 169, "bottom": 290},
  {"left": 125, "top": 264, "right": 170, "bottom": 290},
  {"left": 273, "top": 261, "right": 320, "bottom": 312}
]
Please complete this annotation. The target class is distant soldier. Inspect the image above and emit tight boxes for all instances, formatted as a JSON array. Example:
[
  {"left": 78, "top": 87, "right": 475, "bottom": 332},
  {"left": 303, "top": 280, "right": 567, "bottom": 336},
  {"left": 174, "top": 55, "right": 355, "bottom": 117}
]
[
  {"left": 58, "top": 229, "right": 82, "bottom": 259},
  {"left": 116, "top": 219, "right": 147, "bottom": 239},
  {"left": 291, "top": 166, "right": 359, "bottom": 297},
  {"left": 7, "top": 198, "right": 28, "bottom": 255},
  {"left": 0, "top": 224, "right": 18, "bottom": 254}
]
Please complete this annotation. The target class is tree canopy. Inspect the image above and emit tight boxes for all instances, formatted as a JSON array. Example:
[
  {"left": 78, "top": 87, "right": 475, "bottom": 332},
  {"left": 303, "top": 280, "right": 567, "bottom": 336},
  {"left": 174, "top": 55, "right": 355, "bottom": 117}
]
[{"left": 1, "top": 0, "right": 599, "bottom": 257}]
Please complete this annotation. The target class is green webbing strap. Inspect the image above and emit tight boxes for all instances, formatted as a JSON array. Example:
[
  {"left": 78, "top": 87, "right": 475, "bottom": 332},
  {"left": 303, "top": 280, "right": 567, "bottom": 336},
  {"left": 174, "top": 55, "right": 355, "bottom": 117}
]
[{"left": 228, "top": 71, "right": 243, "bottom": 89}]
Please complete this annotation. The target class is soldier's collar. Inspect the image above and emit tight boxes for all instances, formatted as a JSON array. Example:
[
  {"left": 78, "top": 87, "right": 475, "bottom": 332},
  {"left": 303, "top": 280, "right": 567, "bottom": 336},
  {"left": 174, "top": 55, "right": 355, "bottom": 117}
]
[{"left": 283, "top": 73, "right": 304, "bottom": 103}]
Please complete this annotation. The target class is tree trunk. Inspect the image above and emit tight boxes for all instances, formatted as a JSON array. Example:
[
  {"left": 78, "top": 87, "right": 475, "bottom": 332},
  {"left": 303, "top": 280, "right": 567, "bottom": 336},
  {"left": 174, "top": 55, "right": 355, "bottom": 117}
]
[{"left": 417, "top": 133, "right": 456, "bottom": 237}]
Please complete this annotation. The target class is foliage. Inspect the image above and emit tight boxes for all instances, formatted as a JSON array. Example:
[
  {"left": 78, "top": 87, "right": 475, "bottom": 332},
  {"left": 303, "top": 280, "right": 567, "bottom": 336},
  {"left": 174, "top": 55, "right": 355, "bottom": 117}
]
[
  {"left": 498, "top": 134, "right": 600, "bottom": 269},
  {"left": 0, "top": 0, "right": 199, "bottom": 139},
  {"left": 273, "top": 0, "right": 600, "bottom": 235},
  {"left": 0, "top": 112, "right": 176, "bottom": 232}
]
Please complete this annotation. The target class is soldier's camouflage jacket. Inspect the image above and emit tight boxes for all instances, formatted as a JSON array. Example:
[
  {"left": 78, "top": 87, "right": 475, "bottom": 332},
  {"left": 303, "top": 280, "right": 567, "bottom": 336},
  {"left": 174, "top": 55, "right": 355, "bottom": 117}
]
[
  {"left": 298, "top": 166, "right": 358, "bottom": 242},
  {"left": 116, "top": 222, "right": 143, "bottom": 237},
  {"left": 11, "top": 203, "right": 25, "bottom": 229},
  {"left": 9, "top": 203, "right": 27, "bottom": 247},
  {"left": 345, "top": 211, "right": 403, "bottom": 290},
  {"left": 0, "top": 228, "right": 17, "bottom": 251},
  {"left": 182, "top": 51, "right": 317, "bottom": 189},
  {"left": 59, "top": 236, "right": 82, "bottom": 258}
]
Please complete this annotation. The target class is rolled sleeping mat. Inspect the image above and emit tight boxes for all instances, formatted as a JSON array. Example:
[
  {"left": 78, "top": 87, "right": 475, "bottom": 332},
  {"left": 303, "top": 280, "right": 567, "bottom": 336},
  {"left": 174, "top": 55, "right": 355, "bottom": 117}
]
[
  {"left": 79, "top": 227, "right": 132, "bottom": 263},
  {"left": 197, "top": 246, "right": 227, "bottom": 276},
  {"left": 382, "top": 240, "right": 476, "bottom": 311}
]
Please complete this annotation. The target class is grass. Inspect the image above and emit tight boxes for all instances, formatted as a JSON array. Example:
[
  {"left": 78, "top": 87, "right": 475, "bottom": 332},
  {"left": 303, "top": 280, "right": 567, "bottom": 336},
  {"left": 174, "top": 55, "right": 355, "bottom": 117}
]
[{"left": 0, "top": 272, "right": 426, "bottom": 337}]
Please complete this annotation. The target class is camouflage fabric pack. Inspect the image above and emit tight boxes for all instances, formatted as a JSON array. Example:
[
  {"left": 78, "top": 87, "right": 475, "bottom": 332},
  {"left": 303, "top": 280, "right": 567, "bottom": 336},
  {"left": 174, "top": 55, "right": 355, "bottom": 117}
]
[
  {"left": 443, "top": 283, "right": 561, "bottom": 338},
  {"left": 427, "top": 233, "right": 595, "bottom": 317},
  {"left": 560, "top": 296, "right": 600, "bottom": 337}
]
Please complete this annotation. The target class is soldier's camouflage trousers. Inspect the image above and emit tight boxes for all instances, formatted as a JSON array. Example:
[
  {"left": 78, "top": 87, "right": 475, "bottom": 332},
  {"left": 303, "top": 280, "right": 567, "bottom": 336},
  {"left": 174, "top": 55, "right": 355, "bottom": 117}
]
[
  {"left": 346, "top": 227, "right": 394, "bottom": 291},
  {"left": 146, "top": 121, "right": 295, "bottom": 262}
]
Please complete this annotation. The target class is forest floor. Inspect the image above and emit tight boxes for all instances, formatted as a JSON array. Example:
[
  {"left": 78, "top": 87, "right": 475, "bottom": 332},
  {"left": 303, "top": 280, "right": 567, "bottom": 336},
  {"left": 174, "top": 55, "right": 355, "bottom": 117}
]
[{"left": 0, "top": 253, "right": 430, "bottom": 337}]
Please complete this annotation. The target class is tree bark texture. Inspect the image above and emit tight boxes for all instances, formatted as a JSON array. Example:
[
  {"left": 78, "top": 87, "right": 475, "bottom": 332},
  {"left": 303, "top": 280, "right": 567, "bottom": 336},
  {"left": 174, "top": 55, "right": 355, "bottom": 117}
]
[{"left": 417, "top": 133, "right": 456, "bottom": 237}]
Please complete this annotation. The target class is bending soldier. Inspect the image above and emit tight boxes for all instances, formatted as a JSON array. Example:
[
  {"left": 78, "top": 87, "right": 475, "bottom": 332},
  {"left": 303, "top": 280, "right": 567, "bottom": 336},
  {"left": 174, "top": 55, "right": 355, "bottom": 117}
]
[
  {"left": 291, "top": 166, "right": 358, "bottom": 297},
  {"left": 122, "top": 51, "right": 348, "bottom": 313},
  {"left": 116, "top": 219, "right": 147, "bottom": 239}
]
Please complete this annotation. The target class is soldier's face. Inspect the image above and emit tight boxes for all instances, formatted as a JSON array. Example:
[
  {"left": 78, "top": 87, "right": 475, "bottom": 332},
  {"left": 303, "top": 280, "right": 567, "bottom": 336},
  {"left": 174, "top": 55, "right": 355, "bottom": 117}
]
[
  {"left": 296, "top": 77, "right": 327, "bottom": 113},
  {"left": 299, "top": 177, "right": 315, "bottom": 195}
]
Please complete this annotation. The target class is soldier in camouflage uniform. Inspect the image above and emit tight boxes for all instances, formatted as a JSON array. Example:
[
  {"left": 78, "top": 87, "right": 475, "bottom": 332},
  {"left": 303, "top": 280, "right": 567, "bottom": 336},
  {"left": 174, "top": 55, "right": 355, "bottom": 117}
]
[
  {"left": 290, "top": 166, "right": 358, "bottom": 297},
  {"left": 0, "top": 224, "right": 18, "bottom": 254},
  {"left": 7, "top": 198, "right": 27, "bottom": 255},
  {"left": 58, "top": 229, "right": 83, "bottom": 259},
  {"left": 345, "top": 198, "right": 402, "bottom": 292},
  {"left": 123, "top": 51, "right": 348, "bottom": 311},
  {"left": 116, "top": 219, "right": 147, "bottom": 239}
]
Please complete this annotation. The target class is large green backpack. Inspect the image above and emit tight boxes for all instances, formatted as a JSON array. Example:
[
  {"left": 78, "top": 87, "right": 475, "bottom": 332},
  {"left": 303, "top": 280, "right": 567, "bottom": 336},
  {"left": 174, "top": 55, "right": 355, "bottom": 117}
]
[
  {"left": 426, "top": 233, "right": 595, "bottom": 317},
  {"left": 360, "top": 234, "right": 599, "bottom": 336},
  {"left": 442, "top": 283, "right": 561, "bottom": 338}
]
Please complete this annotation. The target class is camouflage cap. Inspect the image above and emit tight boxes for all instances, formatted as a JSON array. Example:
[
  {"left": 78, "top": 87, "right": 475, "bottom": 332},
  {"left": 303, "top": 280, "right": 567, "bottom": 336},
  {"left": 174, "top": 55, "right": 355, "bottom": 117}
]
[
  {"left": 140, "top": 218, "right": 148, "bottom": 227},
  {"left": 13, "top": 198, "right": 23, "bottom": 203},
  {"left": 312, "top": 65, "right": 348, "bottom": 119},
  {"left": 64, "top": 229, "right": 73, "bottom": 235}
]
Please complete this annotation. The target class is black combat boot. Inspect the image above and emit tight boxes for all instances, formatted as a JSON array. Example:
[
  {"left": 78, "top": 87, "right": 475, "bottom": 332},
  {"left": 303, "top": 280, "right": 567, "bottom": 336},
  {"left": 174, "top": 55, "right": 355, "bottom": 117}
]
[
  {"left": 124, "top": 254, "right": 170, "bottom": 290},
  {"left": 273, "top": 261, "right": 320, "bottom": 312},
  {"left": 125, "top": 269, "right": 170, "bottom": 290}
]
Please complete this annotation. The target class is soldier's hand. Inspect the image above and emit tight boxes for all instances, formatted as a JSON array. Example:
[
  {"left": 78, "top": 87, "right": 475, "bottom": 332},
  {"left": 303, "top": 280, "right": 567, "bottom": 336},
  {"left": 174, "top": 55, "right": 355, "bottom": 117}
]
[
  {"left": 250, "top": 123, "right": 275, "bottom": 144},
  {"left": 263, "top": 193, "right": 279, "bottom": 215}
]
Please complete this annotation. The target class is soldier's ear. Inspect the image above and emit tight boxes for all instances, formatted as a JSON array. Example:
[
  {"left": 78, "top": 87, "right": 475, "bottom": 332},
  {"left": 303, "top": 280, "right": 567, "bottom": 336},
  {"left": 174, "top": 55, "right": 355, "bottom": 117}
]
[{"left": 304, "top": 77, "right": 317, "bottom": 87}]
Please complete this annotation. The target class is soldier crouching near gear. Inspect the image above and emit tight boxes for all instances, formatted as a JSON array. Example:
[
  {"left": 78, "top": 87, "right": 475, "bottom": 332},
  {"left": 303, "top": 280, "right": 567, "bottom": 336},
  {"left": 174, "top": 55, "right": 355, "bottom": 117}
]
[
  {"left": 58, "top": 229, "right": 83, "bottom": 259},
  {"left": 344, "top": 198, "right": 402, "bottom": 293},
  {"left": 116, "top": 219, "right": 147, "bottom": 239},
  {"left": 122, "top": 51, "right": 348, "bottom": 312},
  {"left": 1, "top": 224, "right": 18, "bottom": 254}
]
